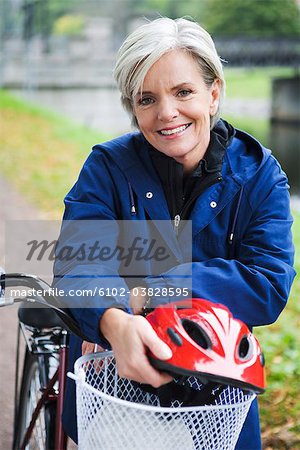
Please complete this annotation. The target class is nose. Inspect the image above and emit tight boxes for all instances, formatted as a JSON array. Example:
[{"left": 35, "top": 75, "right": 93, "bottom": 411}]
[{"left": 157, "top": 98, "right": 179, "bottom": 122}]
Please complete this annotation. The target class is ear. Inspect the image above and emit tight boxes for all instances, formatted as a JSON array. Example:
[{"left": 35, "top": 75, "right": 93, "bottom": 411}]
[{"left": 209, "top": 79, "right": 221, "bottom": 116}]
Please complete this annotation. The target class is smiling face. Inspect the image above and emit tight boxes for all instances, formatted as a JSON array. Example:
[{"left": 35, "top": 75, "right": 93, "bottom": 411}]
[{"left": 133, "top": 50, "right": 221, "bottom": 173}]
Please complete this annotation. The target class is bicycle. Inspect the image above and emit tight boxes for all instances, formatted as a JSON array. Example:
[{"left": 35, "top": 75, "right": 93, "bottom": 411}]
[{"left": 0, "top": 271, "right": 85, "bottom": 450}]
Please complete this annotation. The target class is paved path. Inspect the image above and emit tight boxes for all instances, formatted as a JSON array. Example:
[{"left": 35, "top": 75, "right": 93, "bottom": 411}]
[
  {"left": 0, "top": 176, "right": 43, "bottom": 449},
  {"left": 0, "top": 177, "right": 78, "bottom": 449}
]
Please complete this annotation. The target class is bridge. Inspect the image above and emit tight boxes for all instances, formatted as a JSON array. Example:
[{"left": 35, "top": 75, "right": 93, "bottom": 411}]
[
  {"left": 0, "top": 34, "right": 299, "bottom": 89},
  {"left": 215, "top": 38, "right": 300, "bottom": 67}
]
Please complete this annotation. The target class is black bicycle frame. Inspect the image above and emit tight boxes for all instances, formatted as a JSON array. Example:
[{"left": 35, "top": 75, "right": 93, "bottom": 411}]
[{"left": 19, "top": 344, "right": 68, "bottom": 450}]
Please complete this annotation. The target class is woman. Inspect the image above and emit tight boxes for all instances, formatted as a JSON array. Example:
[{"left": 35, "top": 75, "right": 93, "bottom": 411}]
[{"left": 53, "top": 17, "right": 295, "bottom": 449}]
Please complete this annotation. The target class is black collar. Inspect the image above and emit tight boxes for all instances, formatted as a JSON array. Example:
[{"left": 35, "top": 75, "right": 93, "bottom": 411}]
[{"left": 147, "top": 119, "right": 235, "bottom": 219}]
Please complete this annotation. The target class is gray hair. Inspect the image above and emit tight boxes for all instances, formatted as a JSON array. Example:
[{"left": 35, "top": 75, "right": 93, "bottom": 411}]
[{"left": 113, "top": 17, "right": 225, "bottom": 129}]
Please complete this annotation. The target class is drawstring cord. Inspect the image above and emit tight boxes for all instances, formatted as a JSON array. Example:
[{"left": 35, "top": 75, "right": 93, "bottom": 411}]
[
  {"left": 128, "top": 182, "right": 137, "bottom": 215},
  {"left": 228, "top": 186, "right": 244, "bottom": 245}
]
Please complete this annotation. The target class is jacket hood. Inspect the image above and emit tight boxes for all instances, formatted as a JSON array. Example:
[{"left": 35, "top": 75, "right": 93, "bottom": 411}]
[
  {"left": 225, "top": 127, "right": 272, "bottom": 186},
  {"left": 211, "top": 119, "right": 235, "bottom": 151}
]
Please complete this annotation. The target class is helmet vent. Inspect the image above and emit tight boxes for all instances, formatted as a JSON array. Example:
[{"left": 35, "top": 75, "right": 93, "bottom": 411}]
[
  {"left": 181, "top": 319, "right": 212, "bottom": 349},
  {"left": 238, "top": 336, "right": 251, "bottom": 359}
]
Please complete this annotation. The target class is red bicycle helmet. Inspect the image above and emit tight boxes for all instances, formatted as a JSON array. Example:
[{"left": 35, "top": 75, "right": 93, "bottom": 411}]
[{"left": 146, "top": 298, "right": 265, "bottom": 394}]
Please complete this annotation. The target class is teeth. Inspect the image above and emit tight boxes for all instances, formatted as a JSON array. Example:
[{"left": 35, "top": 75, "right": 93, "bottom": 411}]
[{"left": 160, "top": 124, "right": 189, "bottom": 135}]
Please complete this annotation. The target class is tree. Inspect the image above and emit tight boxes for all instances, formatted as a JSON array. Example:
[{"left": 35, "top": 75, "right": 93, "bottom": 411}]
[{"left": 203, "top": 0, "right": 300, "bottom": 37}]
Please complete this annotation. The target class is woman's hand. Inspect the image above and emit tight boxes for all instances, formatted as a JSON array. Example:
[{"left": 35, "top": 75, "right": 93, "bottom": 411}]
[
  {"left": 100, "top": 308, "right": 173, "bottom": 388},
  {"left": 82, "top": 341, "right": 104, "bottom": 355},
  {"left": 81, "top": 341, "right": 109, "bottom": 373},
  {"left": 129, "top": 286, "right": 148, "bottom": 315}
]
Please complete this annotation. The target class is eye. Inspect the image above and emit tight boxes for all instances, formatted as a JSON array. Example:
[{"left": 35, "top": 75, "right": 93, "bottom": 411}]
[
  {"left": 138, "top": 97, "right": 154, "bottom": 106},
  {"left": 177, "top": 89, "right": 192, "bottom": 97}
]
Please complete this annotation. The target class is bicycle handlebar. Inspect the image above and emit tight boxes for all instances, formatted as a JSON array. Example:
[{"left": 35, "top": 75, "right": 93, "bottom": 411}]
[{"left": 0, "top": 272, "right": 88, "bottom": 341}]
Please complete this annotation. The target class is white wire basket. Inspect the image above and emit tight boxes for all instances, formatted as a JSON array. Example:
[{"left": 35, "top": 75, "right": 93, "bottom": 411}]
[{"left": 70, "top": 351, "right": 255, "bottom": 450}]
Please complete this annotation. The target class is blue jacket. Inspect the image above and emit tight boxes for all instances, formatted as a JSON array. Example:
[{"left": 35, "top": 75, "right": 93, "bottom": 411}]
[{"left": 54, "top": 129, "right": 295, "bottom": 449}]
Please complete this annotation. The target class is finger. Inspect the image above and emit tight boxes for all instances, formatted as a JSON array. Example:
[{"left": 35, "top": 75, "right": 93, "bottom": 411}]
[
  {"left": 129, "top": 287, "right": 147, "bottom": 314},
  {"left": 131, "top": 305, "right": 143, "bottom": 315},
  {"left": 82, "top": 341, "right": 96, "bottom": 355},
  {"left": 82, "top": 341, "right": 88, "bottom": 355},
  {"left": 141, "top": 322, "right": 172, "bottom": 361},
  {"left": 133, "top": 352, "right": 173, "bottom": 387},
  {"left": 112, "top": 334, "right": 171, "bottom": 386},
  {"left": 117, "top": 351, "right": 172, "bottom": 387}
]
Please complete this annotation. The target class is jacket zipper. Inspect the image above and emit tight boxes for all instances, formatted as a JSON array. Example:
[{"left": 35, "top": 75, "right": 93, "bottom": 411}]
[
  {"left": 174, "top": 214, "right": 181, "bottom": 236},
  {"left": 173, "top": 173, "right": 223, "bottom": 236}
]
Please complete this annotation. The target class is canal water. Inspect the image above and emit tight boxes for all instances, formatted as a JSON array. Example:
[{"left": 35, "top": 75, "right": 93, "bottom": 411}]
[{"left": 270, "top": 121, "right": 300, "bottom": 197}]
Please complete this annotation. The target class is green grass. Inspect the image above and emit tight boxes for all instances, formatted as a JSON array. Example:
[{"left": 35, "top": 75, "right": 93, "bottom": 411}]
[
  {"left": 0, "top": 89, "right": 112, "bottom": 218},
  {"left": 224, "top": 115, "right": 270, "bottom": 147},
  {"left": 256, "top": 213, "right": 300, "bottom": 449},
  {"left": 224, "top": 66, "right": 297, "bottom": 99}
]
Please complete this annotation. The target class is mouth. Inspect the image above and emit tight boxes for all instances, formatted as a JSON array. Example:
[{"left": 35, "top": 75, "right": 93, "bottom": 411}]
[{"left": 157, "top": 123, "right": 192, "bottom": 136}]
